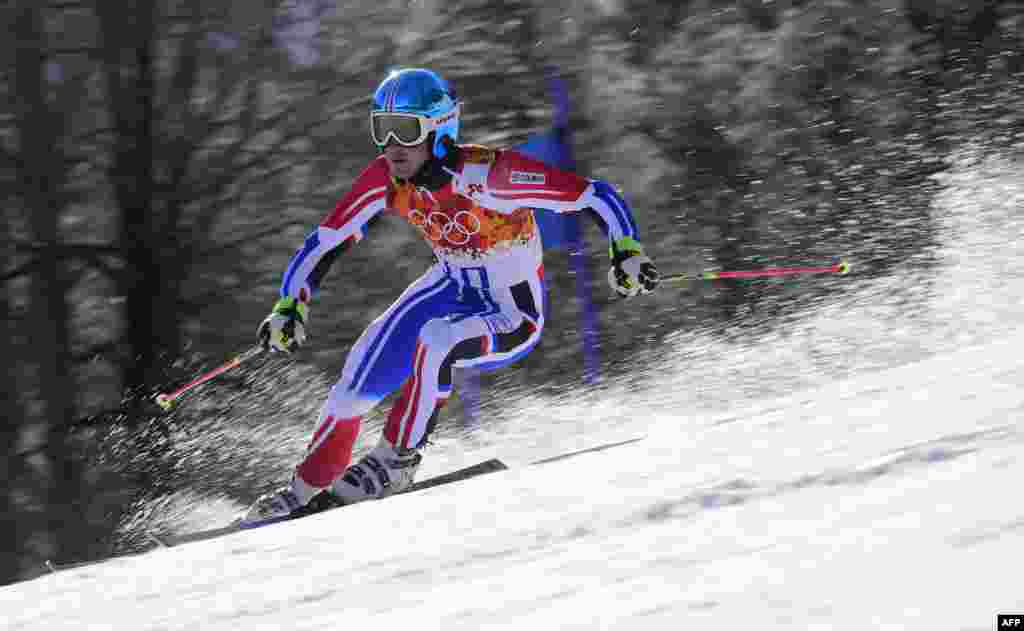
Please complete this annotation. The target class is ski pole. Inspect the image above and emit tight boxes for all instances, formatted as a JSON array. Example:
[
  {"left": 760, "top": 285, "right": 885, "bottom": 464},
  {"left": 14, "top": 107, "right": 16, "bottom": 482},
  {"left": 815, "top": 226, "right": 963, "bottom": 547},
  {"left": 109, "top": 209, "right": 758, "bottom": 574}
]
[
  {"left": 661, "top": 260, "right": 850, "bottom": 284},
  {"left": 154, "top": 345, "right": 264, "bottom": 411}
]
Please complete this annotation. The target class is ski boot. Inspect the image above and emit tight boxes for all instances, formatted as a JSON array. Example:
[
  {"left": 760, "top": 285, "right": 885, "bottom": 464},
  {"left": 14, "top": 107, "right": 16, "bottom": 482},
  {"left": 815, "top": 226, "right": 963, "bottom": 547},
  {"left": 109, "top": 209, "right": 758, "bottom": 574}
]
[
  {"left": 239, "top": 476, "right": 320, "bottom": 527},
  {"left": 329, "top": 443, "right": 422, "bottom": 505}
]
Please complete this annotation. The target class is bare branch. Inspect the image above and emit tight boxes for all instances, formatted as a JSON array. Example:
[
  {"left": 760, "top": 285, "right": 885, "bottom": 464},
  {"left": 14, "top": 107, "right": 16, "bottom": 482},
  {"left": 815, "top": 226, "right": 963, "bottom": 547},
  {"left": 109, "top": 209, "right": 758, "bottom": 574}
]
[
  {"left": 48, "top": 46, "right": 100, "bottom": 57},
  {"left": 70, "top": 125, "right": 114, "bottom": 146},
  {"left": 10, "top": 240, "right": 124, "bottom": 281},
  {"left": 71, "top": 341, "right": 120, "bottom": 364},
  {"left": 1, "top": 258, "right": 38, "bottom": 283},
  {"left": 12, "top": 401, "right": 138, "bottom": 461},
  {"left": 13, "top": 239, "right": 121, "bottom": 256},
  {"left": 48, "top": 1, "right": 91, "bottom": 10}
]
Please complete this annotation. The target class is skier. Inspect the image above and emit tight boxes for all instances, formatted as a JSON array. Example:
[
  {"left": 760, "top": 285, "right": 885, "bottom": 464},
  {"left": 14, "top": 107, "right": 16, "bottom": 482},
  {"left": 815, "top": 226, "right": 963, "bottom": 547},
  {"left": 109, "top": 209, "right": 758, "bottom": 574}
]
[{"left": 242, "top": 68, "right": 659, "bottom": 525}]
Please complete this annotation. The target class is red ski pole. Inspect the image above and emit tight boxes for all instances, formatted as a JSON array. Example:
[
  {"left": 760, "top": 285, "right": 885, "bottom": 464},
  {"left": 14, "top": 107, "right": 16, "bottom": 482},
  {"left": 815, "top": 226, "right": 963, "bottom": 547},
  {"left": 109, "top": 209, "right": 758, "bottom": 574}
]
[
  {"left": 661, "top": 260, "right": 850, "bottom": 284},
  {"left": 154, "top": 345, "right": 264, "bottom": 411}
]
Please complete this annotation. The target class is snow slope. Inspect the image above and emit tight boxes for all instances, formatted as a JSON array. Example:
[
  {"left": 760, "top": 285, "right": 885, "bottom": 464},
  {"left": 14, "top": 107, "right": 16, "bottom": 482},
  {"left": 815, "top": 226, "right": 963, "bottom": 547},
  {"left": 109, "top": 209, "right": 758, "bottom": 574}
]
[{"left": 4, "top": 328, "right": 1023, "bottom": 631}]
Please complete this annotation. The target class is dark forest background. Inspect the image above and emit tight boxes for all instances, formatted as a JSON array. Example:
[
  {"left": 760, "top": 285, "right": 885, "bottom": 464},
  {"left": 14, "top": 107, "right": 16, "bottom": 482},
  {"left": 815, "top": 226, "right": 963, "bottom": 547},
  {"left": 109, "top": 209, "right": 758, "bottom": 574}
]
[{"left": 2, "top": 0, "right": 1021, "bottom": 584}]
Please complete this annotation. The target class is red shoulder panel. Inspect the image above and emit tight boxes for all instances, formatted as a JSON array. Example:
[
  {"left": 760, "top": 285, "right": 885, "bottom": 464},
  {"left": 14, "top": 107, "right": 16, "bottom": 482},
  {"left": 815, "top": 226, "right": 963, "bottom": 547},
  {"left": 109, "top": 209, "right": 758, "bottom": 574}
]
[
  {"left": 486, "top": 149, "right": 588, "bottom": 202},
  {"left": 320, "top": 156, "right": 392, "bottom": 229}
]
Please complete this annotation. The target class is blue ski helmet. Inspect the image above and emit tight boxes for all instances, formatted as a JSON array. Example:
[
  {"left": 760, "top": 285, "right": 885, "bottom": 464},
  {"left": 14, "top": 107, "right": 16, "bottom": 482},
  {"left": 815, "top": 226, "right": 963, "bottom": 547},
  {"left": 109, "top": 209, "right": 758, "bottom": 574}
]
[{"left": 371, "top": 68, "right": 460, "bottom": 159}]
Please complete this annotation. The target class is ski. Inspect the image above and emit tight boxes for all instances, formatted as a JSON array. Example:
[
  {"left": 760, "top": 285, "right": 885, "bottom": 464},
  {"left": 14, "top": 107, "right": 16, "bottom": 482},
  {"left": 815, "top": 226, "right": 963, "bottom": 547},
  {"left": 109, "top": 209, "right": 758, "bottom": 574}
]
[
  {"left": 158, "top": 457, "right": 508, "bottom": 547},
  {"left": 43, "top": 458, "right": 507, "bottom": 573},
  {"left": 159, "top": 439, "right": 642, "bottom": 548},
  {"left": 44, "top": 436, "right": 645, "bottom": 574}
]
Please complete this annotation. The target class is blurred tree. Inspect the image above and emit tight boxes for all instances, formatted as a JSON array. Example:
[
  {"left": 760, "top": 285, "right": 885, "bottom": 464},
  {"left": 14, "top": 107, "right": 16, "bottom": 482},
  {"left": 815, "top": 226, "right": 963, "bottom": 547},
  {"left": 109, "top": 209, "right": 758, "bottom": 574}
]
[
  {"left": 644, "top": 0, "right": 943, "bottom": 283},
  {"left": 634, "top": 3, "right": 767, "bottom": 316},
  {"left": 81, "top": 0, "right": 395, "bottom": 392},
  {"left": 905, "top": 0, "right": 1023, "bottom": 153},
  {"left": 417, "top": 0, "right": 550, "bottom": 147},
  {"left": 0, "top": 0, "right": 397, "bottom": 575},
  {"left": 0, "top": 3, "right": 22, "bottom": 587},
  {"left": 10, "top": 0, "right": 88, "bottom": 569},
  {"left": 616, "top": 0, "right": 687, "bottom": 65},
  {"left": 0, "top": 199, "right": 28, "bottom": 587}
]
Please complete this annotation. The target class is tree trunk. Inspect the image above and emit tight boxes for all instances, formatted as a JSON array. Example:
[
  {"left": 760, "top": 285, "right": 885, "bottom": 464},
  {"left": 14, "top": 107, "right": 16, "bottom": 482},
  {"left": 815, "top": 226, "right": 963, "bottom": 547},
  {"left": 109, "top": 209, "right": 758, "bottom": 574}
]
[
  {"left": 13, "top": 1, "right": 82, "bottom": 565},
  {"left": 97, "top": 0, "right": 178, "bottom": 392},
  {"left": 0, "top": 206, "right": 29, "bottom": 585}
]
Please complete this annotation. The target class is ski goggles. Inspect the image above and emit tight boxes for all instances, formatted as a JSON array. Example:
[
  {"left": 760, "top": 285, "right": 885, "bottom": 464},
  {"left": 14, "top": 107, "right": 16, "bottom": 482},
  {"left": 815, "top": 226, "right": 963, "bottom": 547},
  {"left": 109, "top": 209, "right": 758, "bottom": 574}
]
[{"left": 370, "top": 107, "right": 458, "bottom": 147}]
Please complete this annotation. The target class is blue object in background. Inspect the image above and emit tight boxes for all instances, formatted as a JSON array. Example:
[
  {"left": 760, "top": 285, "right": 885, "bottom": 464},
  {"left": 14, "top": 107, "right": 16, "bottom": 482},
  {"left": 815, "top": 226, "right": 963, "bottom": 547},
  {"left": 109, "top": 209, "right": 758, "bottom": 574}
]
[{"left": 516, "top": 126, "right": 575, "bottom": 251}]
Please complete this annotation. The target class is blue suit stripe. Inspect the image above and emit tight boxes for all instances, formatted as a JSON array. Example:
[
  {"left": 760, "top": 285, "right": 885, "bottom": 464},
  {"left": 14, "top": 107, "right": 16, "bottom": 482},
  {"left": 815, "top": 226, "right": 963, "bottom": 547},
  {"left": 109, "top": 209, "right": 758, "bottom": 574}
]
[
  {"left": 593, "top": 180, "right": 638, "bottom": 239},
  {"left": 351, "top": 275, "right": 452, "bottom": 390},
  {"left": 469, "top": 334, "right": 540, "bottom": 373},
  {"left": 280, "top": 231, "right": 321, "bottom": 296}
]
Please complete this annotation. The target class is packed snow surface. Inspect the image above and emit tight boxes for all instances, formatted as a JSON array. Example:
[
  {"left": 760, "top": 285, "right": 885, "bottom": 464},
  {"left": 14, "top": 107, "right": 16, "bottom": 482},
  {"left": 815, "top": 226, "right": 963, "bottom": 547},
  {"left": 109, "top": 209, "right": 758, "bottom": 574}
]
[{"left": 4, "top": 329, "right": 1024, "bottom": 630}]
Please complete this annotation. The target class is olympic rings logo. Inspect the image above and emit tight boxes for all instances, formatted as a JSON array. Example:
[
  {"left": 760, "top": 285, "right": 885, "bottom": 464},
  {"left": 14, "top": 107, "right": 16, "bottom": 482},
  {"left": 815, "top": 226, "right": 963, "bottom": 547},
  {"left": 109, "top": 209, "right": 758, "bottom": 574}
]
[{"left": 408, "top": 210, "right": 482, "bottom": 246}]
